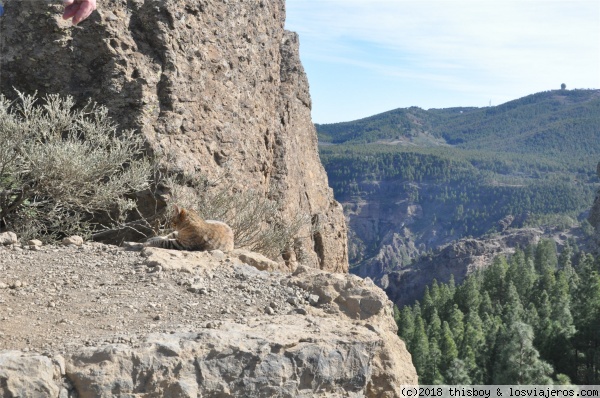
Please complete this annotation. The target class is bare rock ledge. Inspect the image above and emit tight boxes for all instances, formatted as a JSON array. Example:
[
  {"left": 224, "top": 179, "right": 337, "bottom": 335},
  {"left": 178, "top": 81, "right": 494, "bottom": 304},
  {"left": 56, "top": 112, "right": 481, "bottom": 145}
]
[{"left": 0, "top": 244, "right": 416, "bottom": 397}]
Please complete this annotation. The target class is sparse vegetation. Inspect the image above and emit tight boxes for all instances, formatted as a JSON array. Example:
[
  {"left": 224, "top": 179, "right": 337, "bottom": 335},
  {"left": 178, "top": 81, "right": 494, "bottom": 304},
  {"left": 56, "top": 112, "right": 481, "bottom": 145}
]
[
  {"left": 0, "top": 91, "right": 152, "bottom": 241},
  {"left": 164, "top": 170, "right": 309, "bottom": 259}
]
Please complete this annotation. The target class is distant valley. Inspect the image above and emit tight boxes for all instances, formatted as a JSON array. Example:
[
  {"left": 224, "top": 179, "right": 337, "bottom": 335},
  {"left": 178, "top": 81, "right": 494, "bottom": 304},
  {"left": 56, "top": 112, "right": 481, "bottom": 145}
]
[{"left": 317, "top": 89, "right": 600, "bottom": 305}]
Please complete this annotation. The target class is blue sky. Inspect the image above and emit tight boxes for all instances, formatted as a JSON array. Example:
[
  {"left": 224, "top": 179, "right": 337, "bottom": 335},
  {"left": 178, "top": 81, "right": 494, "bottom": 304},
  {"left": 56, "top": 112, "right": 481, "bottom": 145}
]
[{"left": 285, "top": 0, "right": 600, "bottom": 124}]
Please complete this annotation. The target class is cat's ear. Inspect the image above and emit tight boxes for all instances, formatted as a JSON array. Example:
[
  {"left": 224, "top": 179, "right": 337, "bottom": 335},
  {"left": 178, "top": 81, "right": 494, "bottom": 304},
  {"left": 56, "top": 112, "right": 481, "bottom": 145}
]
[{"left": 172, "top": 205, "right": 185, "bottom": 220}]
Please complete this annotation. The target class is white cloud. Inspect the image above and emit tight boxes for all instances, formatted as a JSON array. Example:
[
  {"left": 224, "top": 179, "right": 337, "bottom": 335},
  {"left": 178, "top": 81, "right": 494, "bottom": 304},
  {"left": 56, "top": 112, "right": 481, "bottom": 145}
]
[{"left": 286, "top": 0, "right": 600, "bottom": 121}]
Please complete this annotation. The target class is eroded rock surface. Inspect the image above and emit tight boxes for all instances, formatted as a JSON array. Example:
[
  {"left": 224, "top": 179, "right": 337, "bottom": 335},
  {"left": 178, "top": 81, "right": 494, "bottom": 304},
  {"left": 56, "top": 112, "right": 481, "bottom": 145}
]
[
  {"left": 0, "top": 0, "right": 347, "bottom": 273},
  {"left": 383, "top": 228, "right": 543, "bottom": 306},
  {"left": 0, "top": 242, "right": 416, "bottom": 396}
]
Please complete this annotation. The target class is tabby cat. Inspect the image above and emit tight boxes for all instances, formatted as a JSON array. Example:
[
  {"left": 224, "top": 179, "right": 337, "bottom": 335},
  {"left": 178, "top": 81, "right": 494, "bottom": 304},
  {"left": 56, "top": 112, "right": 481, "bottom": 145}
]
[{"left": 144, "top": 206, "right": 234, "bottom": 252}]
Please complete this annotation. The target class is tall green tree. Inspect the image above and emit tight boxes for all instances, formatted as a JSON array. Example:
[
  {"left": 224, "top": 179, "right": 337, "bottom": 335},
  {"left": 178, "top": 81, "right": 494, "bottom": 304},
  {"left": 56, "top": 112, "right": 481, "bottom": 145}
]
[
  {"left": 483, "top": 256, "right": 508, "bottom": 304},
  {"left": 398, "top": 306, "right": 415, "bottom": 344},
  {"left": 411, "top": 314, "right": 430, "bottom": 377},
  {"left": 507, "top": 249, "right": 536, "bottom": 301},
  {"left": 440, "top": 321, "right": 459, "bottom": 377},
  {"left": 572, "top": 255, "right": 600, "bottom": 383},
  {"left": 494, "top": 322, "right": 554, "bottom": 384}
]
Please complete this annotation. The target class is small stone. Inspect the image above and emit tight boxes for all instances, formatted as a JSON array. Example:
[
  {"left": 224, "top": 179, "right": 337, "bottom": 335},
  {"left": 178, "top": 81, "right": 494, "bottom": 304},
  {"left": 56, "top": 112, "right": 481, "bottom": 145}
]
[
  {"left": 53, "top": 355, "right": 66, "bottom": 376},
  {"left": 287, "top": 297, "right": 299, "bottom": 306},
  {"left": 62, "top": 236, "right": 84, "bottom": 246},
  {"left": 0, "top": 282, "right": 7, "bottom": 289},
  {"left": 28, "top": 239, "right": 43, "bottom": 247},
  {"left": 209, "top": 250, "right": 225, "bottom": 260},
  {"left": 0, "top": 232, "right": 18, "bottom": 246},
  {"left": 10, "top": 280, "right": 22, "bottom": 289},
  {"left": 293, "top": 307, "right": 307, "bottom": 315},
  {"left": 264, "top": 306, "right": 275, "bottom": 315},
  {"left": 153, "top": 315, "right": 161, "bottom": 321},
  {"left": 48, "top": 301, "right": 56, "bottom": 308},
  {"left": 308, "top": 294, "right": 320, "bottom": 306},
  {"left": 105, "top": 10, "right": 118, "bottom": 21}
]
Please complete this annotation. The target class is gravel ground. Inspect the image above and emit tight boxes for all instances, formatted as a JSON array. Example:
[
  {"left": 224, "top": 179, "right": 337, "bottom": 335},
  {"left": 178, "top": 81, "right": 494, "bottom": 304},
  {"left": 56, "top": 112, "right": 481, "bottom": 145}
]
[{"left": 0, "top": 242, "right": 315, "bottom": 356}]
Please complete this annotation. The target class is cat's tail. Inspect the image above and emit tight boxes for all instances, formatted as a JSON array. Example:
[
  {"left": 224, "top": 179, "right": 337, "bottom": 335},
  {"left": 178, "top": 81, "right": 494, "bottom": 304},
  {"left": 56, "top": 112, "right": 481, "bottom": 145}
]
[{"left": 144, "top": 237, "right": 184, "bottom": 250}]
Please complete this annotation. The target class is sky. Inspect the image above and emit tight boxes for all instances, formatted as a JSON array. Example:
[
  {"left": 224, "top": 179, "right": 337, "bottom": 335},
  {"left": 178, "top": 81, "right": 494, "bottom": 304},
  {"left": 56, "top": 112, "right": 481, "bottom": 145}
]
[{"left": 284, "top": 0, "right": 600, "bottom": 124}]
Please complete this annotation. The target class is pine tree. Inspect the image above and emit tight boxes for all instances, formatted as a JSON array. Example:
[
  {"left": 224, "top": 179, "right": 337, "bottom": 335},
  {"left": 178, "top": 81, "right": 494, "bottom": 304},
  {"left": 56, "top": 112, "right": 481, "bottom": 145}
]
[
  {"left": 455, "top": 275, "right": 480, "bottom": 314},
  {"left": 425, "top": 337, "right": 444, "bottom": 384},
  {"left": 445, "top": 358, "right": 472, "bottom": 385},
  {"left": 535, "top": 239, "right": 558, "bottom": 292},
  {"left": 572, "top": 254, "right": 600, "bottom": 383},
  {"left": 479, "top": 291, "right": 494, "bottom": 317},
  {"left": 483, "top": 256, "right": 508, "bottom": 304},
  {"left": 440, "top": 321, "right": 458, "bottom": 376},
  {"left": 462, "top": 346, "right": 482, "bottom": 384},
  {"left": 427, "top": 308, "right": 442, "bottom": 343},
  {"left": 449, "top": 304, "right": 465, "bottom": 349},
  {"left": 398, "top": 306, "right": 415, "bottom": 344},
  {"left": 411, "top": 314, "right": 430, "bottom": 378},
  {"left": 422, "top": 286, "right": 435, "bottom": 322},
  {"left": 558, "top": 242, "right": 573, "bottom": 270},
  {"left": 507, "top": 249, "right": 536, "bottom": 301},
  {"left": 481, "top": 314, "right": 503, "bottom": 384},
  {"left": 534, "top": 290, "right": 554, "bottom": 350},
  {"left": 493, "top": 322, "right": 554, "bottom": 384},
  {"left": 502, "top": 282, "right": 524, "bottom": 326},
  {"left": 536, "top": 270, "right": 576, "bottom": 379}
]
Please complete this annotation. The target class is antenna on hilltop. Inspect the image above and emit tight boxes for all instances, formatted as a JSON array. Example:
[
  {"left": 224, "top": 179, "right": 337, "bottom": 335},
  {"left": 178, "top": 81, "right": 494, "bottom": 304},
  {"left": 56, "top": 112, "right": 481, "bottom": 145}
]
[{"left": 489, "top": 99, "right": 492, "bottom": 107}]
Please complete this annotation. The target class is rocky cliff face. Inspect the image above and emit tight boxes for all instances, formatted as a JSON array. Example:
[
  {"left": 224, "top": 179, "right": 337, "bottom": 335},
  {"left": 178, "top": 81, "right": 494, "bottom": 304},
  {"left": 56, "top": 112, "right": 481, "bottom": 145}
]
[
  {"left": 384, "top": 228, "right": 544, "bottom": 307},
  {"left": 0, "top": 0, "right": 347, "bottom": 273}
]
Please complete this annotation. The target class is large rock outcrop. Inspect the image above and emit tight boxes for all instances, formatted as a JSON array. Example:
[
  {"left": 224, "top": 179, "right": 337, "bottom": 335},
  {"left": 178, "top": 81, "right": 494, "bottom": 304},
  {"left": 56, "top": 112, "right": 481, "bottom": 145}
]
[
  {"left": 384, "top": 228, "right": 543, "bottom": 307},
  {"left": 0, "top": 0, "right": 347, "bottom": 273},
  {"left": 0, "top": 241, "right": 417, "bottom": 396}
]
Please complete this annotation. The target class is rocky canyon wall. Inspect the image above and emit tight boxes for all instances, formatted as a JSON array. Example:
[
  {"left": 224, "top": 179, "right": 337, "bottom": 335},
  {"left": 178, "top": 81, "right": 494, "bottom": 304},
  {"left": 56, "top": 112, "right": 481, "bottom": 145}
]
[{"left": 0, "top": 0, "right": 347, "bottom": 272}]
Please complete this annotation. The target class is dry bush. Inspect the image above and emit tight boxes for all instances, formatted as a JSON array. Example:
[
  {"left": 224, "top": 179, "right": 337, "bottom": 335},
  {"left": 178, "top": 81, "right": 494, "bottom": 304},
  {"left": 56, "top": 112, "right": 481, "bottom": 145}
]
[
  {"left": 165, "top": 171, "right": 309, "bottom": 259},
  {"left": 0, "top": 91, "right": 152, "bottom": 241}
]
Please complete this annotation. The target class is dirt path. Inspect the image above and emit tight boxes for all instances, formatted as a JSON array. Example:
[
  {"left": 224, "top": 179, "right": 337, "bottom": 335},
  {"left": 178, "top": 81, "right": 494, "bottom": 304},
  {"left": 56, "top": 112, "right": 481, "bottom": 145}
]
[{"left": 0, "top": 242, "right": 312, "bottom": 356}]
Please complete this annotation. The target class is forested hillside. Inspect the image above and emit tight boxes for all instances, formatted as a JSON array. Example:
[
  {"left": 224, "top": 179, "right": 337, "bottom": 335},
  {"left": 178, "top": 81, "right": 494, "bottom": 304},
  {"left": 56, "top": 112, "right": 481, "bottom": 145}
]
[
  {"left": 317, "top": 89, "right": 600, "bottom": 279},
  {"left": 396, "top": 241, "right": 600, "bottom": 385},
  {"left": 317, "top": 89, "right": 600, "bottom": 158}
]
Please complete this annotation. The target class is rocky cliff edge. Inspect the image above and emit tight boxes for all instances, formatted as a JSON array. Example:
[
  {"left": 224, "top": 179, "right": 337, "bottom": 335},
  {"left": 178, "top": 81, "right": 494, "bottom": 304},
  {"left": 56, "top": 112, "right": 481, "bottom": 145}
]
[
  {"left": 0, "top": 240, "right": 416, "bottom": 397},
  {"left": 0, "top": 0, "right": 348, "bottom": 273}
]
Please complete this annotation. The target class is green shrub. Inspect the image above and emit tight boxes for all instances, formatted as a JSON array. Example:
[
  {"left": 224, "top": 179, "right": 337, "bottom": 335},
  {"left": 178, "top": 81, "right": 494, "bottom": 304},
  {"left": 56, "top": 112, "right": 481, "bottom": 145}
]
[{"left": 0, "top": 91, "right": 152, "bottom": 241}]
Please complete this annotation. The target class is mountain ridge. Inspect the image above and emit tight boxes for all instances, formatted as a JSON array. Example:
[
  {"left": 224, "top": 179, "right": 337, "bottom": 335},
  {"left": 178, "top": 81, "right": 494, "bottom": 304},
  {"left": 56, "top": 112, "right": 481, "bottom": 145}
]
[
  {"left": 317, "top": 88, "right": 600, "bottom": 159},
  {"left": 317, "top": 88, "right": 600, "bottom": 307}
]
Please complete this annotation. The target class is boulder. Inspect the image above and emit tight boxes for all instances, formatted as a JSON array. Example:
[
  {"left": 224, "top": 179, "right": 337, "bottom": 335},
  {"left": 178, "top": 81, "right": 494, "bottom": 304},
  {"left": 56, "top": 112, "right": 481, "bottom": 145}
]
[{"left": 0, "top": 231, "right": 17, "bottom": 245}]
